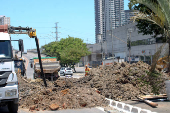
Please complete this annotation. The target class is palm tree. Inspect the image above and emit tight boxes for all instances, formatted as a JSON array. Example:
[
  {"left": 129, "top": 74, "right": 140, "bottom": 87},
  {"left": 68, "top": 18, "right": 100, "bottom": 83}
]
[{"left": 129, "top": 0, "right": 170, "bottom": 72}]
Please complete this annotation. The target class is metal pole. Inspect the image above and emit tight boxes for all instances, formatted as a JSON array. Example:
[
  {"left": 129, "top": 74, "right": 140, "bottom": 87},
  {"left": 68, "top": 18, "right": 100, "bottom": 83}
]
[
  {"left": 35, "top": 36, "right": 47, "bottom": 87},
  {"left": 129, "top": 32, "right": 131, "bottom": 64},
  {"left": 111, "top": 30, "right": 114, "bottom": 62},
  {"left": 101, "top": 40, "right": 103, "bottom": 64},
  {"left": 55, "top": 22, "right": 58, "bottom": 41}
]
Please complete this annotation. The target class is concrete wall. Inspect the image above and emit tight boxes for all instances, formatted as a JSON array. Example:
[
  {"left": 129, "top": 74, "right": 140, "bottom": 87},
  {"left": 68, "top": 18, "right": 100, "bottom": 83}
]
[
  {"left": 105, "top": 22, "right": 168, "bottom": 62},
  {"left": 81, "top": 22, "right": 168, "bottom": 66}
]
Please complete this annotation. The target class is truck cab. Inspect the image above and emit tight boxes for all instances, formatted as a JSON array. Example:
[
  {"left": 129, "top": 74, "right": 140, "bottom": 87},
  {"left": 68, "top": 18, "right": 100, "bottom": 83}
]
[{"left": 0, "top": 33, "right": 19, "bottom": 113}]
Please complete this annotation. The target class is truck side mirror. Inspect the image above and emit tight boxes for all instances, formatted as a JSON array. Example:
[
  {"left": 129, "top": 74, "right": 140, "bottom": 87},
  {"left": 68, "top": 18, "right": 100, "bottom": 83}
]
[{"left": 18, "top": 39, "right": 24, "bottom": 52}]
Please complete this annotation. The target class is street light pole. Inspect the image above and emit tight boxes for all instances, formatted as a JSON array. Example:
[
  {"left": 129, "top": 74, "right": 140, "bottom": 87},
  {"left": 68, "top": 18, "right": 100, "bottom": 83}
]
[
  {"left": 97, "top": 34, "right": 103, "bottom": 65},
  {"left": 129, "top": 32, "right": 131, "bottom": 64},
  {"left": 111, "top": 29, "right": 114, "bottom": 62}
]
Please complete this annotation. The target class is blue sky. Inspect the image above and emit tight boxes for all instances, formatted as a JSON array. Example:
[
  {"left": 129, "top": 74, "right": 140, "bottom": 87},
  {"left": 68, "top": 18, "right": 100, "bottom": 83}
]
[{"left": 1, "top": 0, "right": 129, "bottom": 50}]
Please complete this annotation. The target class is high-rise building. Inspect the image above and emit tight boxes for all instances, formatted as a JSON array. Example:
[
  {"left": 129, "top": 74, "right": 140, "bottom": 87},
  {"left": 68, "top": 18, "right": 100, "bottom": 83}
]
[
  {"left": 95, "top": 0, "right": 125, "bottom": 43},
  {"left": 0, "top": 16, "right": 10, "bottom": 25},
  {"left": 124, "top": 10, "right": 138, "bottom": 24}
]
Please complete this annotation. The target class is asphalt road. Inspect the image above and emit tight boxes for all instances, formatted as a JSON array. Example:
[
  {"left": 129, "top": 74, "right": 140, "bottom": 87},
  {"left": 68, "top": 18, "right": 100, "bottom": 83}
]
[
  {"left": 19, "top": 52, "right": 85, "bottom": 79},
  {"left": 0, "top": 107, "right": 106, "bottom": 113}
]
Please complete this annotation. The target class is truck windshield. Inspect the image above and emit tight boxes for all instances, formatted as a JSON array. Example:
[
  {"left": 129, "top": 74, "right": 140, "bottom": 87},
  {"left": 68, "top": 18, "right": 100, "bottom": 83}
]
[{"left": 0, "top": 40, "right": 12, "bottom": 59}]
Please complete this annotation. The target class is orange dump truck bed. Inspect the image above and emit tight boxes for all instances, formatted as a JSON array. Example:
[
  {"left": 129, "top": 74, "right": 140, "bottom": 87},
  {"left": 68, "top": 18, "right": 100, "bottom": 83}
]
[{"left": 33, "top": 57, "right": 61, "bottom": 73}]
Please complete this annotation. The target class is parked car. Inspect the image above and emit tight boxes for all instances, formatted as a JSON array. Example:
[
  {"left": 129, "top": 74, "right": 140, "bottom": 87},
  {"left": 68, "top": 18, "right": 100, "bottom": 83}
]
[
  {"left": 60, "top": 67, "right": 66, "bottom": 76},
  {"left": 65, "top": 67, "right": 73, "bottom": 77},
  {"left": 23, "top": 51, "right": 27, "bottom": 54},
  {"left": 29, "top": 58, "right": 33, "bottom": 63}
]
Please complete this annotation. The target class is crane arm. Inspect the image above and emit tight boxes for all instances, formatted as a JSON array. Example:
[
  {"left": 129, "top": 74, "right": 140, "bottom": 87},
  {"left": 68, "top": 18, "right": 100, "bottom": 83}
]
[
  {"left": 0, "top": 25, "right": 47, "bottom": 87},
  {"left": 8, "top": 26, "right": 36, "bottom": 38}
]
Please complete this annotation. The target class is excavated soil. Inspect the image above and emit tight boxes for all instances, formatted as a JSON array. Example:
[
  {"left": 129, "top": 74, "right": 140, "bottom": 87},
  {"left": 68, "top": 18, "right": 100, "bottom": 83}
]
[
  {"left": 85, "top": 61, "right": 169, "bottom": 101},
  {"left": 18, "top": 61, "right": 170, "bottom": 111},
  {"left": 18, "top": 75, "right": 107, "bottom": 111}
]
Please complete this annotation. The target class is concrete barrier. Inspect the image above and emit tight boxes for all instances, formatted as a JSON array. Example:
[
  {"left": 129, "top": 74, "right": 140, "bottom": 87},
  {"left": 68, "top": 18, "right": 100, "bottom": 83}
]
[{"left": 105, "top": 98, "right": 157, "bottom": 113}]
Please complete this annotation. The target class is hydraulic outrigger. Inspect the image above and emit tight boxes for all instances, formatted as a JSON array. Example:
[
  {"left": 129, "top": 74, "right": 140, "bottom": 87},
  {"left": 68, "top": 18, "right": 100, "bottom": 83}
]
[{"left": 8, "top": 26, "right": 47, "bottom": 87}]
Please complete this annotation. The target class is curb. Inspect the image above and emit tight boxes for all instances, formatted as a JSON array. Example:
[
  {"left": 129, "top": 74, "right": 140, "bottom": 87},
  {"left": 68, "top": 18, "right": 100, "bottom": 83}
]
[{"left": 105, "top": 98, "right": 157, "bottom": 113}]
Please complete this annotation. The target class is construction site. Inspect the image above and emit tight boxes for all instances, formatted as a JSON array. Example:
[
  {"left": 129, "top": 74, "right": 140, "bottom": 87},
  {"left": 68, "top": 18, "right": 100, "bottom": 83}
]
[
  {"left": 17, "top": 61, "right": 170, "bottom": 112},
  {"left": 1, "top": 1, "right": 170, "bottom": 113}
]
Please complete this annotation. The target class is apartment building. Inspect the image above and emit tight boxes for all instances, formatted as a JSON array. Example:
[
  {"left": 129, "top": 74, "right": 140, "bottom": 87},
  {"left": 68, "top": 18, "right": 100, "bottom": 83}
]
[{"left": 95, "top": 0, "right": 125, "bottom": 43}]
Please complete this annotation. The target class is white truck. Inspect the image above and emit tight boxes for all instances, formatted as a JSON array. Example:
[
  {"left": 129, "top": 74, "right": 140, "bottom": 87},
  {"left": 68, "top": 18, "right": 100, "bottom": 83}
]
[
  {"left": 0, "top": 25, "right": 49, "bottom": 113},
  {"left": 0, "top": 33, "right": 19, "bottom": 113}
]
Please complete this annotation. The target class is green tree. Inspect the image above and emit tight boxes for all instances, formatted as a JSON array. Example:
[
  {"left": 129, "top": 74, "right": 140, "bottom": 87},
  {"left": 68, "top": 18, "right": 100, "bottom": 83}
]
[
  {"left": 129, "top": 0, "right": 170, "bottom": 71},
  {"left": 42, "top": 36, "right": 91, "bottom": 67},
  {"left": 128, "top": 0, "right": 166, "bottom": 40}
]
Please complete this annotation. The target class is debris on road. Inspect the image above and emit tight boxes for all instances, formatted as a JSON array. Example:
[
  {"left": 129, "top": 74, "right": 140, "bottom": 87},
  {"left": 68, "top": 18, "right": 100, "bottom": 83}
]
[
  {"left": 18, "top": 75, "right": 107, "bottom": 111},
  {"left": 18, "top": 61, "right": 169, "bottom": 111}
]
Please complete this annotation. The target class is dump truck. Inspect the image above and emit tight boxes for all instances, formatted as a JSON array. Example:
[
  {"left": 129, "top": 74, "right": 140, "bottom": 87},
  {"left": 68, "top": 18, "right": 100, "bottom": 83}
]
[{"left": 32, "top": 57, "right": 61, "bottom": 80}]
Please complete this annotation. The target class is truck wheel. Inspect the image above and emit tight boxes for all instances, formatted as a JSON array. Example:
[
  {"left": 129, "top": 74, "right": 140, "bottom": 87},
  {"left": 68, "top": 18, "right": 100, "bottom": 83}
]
[{"left": 8, "top": 102, "right": 18, "bottom": 113}]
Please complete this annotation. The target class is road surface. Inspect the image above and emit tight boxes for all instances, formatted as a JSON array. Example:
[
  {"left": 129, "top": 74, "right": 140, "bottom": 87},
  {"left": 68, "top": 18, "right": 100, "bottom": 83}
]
[
  {"left": 0, "top": 107, "right": 106, "bottom": 113},
  {"left": 19, "top": 52, "right": 85, "bottom": 79}
]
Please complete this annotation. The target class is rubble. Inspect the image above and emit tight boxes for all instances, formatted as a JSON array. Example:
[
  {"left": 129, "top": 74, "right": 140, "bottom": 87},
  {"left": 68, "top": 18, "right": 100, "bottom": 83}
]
[
  {"left": 86, "top": 61, "right": 169, "bottom": 101},
  {"left": 18, "top": 61, "right": 169, "bottom": 111},
  {"left": 18, "top": 75, "right": 107, "bottom": 111}
]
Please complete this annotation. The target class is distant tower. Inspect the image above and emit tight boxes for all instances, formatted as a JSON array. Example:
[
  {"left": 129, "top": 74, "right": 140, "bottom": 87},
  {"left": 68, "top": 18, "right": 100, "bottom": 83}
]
[
  {"left": 55, "top": 22, "right": 59, "bottom": 41},
  {"left": 94, "top": 0, "right": 125, "bottom": 43},
  {"left": 0, "top": 16, "right": 10, "bottom": 25}
]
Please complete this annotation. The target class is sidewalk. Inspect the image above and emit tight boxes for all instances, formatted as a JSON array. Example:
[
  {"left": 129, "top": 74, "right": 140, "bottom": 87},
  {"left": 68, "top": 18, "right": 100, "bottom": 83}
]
[{"left": 123, "top": 100, "right": 170, "bottom": 113}]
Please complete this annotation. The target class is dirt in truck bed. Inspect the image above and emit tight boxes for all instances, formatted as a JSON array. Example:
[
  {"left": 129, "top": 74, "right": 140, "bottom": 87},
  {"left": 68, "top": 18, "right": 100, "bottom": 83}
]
[{"left": 18, "top": 61, "right": 169, "bottom": 111}]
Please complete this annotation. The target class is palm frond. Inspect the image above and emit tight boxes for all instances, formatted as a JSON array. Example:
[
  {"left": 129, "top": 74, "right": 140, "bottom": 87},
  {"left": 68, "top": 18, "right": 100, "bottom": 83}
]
[
  {"left": 131, "top": 12, "right": 164, "bottom": 29},
  {"left": 131, "top": 0, "right": 168, "bottom": 28},
  {"left": 157, "top": 0, "right": 170, "bottom": 25}
]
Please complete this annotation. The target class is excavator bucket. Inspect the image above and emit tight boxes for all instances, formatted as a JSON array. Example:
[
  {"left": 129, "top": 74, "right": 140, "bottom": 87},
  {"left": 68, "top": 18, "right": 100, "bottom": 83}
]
[{"left": 0, "top": 25, "right": 8, "bottom": 32}]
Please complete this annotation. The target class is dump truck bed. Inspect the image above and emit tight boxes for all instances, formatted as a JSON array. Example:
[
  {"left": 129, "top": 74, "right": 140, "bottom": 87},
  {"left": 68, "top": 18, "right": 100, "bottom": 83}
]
[{"left": 34, "top": 61, "right": 60, "bottom": 73}]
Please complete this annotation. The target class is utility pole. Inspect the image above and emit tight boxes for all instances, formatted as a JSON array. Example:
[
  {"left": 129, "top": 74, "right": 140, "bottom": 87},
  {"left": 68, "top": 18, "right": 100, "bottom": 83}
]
[
  {"left": 97, "top": 34, "right": 103, "bottom": 65},
  {"left": 127, "top": 28, "right": 132, "bottom": 64},
  {"left": 111, "top": 29, "right": 114, "bottom": 62},
  {"left": 129, "top": 32, "right": 131, "bottom": 64},
  {"left": 55, "top": 22, "right": 59, "bottom": 41},
  {"left": 110, "top": 16, "right": 114, "bottom": 62}
]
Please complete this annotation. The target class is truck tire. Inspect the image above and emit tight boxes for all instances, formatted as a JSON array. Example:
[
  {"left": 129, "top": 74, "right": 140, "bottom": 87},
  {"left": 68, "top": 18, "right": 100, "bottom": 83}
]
[{"left": 8, "top": 102, "right": 18, "bottom": 113}]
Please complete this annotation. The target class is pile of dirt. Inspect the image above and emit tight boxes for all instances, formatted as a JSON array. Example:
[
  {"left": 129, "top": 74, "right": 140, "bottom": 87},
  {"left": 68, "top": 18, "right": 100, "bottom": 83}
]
[
  {"left": 18, "top": 61, "right": 169, "bottom": 111},
  {"left": 83, "top": 61, "right": 169, "bottom": 101},
  {"left": 18, "top": 75, "right": 107, "bottom": 111}
]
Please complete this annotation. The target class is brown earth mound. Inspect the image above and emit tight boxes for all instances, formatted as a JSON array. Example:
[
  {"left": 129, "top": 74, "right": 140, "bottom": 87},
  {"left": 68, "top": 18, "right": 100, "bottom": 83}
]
[
  {"left": 85, "top": 61, "right": 169, "bottom": 101},
  {"left": 18, "top": 61, "right": 169, "bottom": 111},
  {"left": 18, "top": 76, "right": 106, "bottom": 111}
]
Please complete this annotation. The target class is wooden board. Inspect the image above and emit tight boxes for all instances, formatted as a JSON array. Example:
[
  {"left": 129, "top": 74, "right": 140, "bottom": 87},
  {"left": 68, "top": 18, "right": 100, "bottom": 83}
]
[{"left": 140, "top": 94, "right": 167, "bottom": 100}]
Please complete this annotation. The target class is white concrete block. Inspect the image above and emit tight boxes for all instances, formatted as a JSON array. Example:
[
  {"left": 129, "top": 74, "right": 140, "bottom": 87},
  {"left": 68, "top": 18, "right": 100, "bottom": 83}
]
[
  {"left": 131, "top": 107, "right": 141, "bottom": 113},
  {"left": 117, "top": 102, "right": 123, "bottom": 109},
  {"left": 123, "top": 104, "right": 133, "bottom": 112},
  {"left": 140, "top": 109, "right": 151, "bottom": 113},
  {"left": 111, "top": 101, "right": 117, "bottom": 106}
]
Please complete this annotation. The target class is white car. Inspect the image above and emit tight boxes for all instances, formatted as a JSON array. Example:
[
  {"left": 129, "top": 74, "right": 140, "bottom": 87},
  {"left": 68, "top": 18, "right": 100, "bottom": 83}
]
[
  {"left": 65, "top": 67, "right": 73, "bottom": 78},
  {"left": 60, "top": 67, "right": 66, "bottom": 76},
  {"left": 29, "top": 58, "right": 33, "bottom": 62}
]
